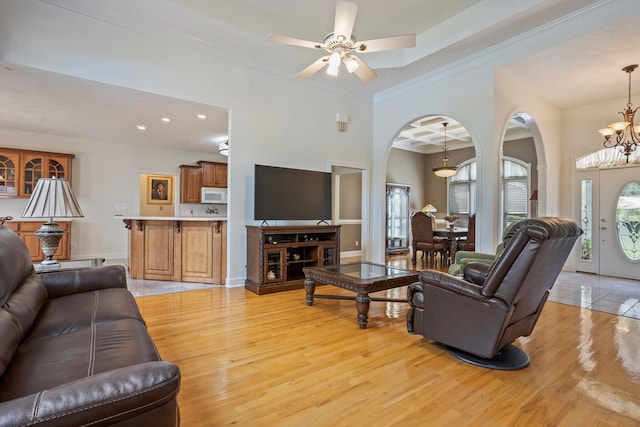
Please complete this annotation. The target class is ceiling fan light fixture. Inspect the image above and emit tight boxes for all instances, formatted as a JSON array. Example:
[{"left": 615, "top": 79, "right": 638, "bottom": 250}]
[
  {"left": 326, "top": 64, "right": 339, "bottom": 77},
  {"left": 328, "top": 51, "right": 341, "bottom": 67},
  {"left": 344, "top": 56, "right": 358, "bottom": 73}
]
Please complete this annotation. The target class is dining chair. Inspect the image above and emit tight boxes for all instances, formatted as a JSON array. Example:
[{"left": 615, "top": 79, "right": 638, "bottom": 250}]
[{"left": 411, "top": 212, "right": 447, "bottom": 267}]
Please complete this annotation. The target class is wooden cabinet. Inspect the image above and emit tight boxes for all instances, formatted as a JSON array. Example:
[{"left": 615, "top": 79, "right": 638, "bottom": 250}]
[
  {"left": 245, "top": 225, "right": 340, "bottom": 295},
  {"left": 179, "top": 161, "right": 227, "bottom": 203},
  {"left": 179, "top": 165, "right": 202, "bottom": 203},
  {"left": 5, "top": 221, "right": 71, "bottom": 261},
  {"left": 125, "top": 219, "right": 226, "bottom": 284},
  {"left": 198, "top": 161, "right": 227, "bottom": 188},
  {"left": 143, "top": 221, "right": 180, "bottom": 281},
  {"left": 0, "top": 147, "right": 74, "bottom": 198},
  {"left": 181, "top": 221, "right": 227, "bottom": 283}
]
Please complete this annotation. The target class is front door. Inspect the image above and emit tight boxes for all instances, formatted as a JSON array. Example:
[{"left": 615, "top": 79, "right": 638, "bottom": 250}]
[{"left": 599, "top": 167, "right": 640, "bottom": 280}]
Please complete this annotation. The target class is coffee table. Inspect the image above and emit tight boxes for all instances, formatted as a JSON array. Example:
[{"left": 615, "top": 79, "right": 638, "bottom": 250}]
[{"left": 303, "top": 262, "right": 419, "bottom": 329}]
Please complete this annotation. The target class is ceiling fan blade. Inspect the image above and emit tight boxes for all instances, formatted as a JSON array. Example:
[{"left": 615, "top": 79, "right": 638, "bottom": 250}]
[
  {"left": 334, "top": 0, "right": 358, "bottom": 40},
  {"left": 356, "top": 34, "right": 416, "bottom": 53},
  {"left": 267, "top": 34, "right": 323, "bottom": 50},
  {"left": 297, "top": 56, "right": 330, "bottom": 79},
  {"left": 351, "top": 56, "right": 377, "bottom": 83}
]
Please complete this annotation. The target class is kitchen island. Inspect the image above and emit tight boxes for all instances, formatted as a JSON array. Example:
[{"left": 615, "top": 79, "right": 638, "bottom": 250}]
[{"left": 121, "top": 216, "right": 227, "bottom": 284}]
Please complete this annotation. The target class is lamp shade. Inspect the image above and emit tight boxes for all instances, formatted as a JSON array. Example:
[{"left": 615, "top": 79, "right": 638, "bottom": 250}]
[
  {"left": 422, "top": 203, "right": 437, "bottom": 213},
  {"left": 21, "top": 177, "right": 84, "bottom": 220},
  {"left": 433, "top": 166, "right": 458, "bottom": 178}
]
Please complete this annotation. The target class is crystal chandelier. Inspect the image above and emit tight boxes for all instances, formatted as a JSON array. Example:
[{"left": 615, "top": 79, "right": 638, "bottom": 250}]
[{"left": 598, "top": 64, "right": 640, "bottom": 163}]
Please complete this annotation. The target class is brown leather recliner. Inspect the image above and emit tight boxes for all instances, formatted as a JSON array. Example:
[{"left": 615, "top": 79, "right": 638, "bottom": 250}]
[{"left": 407, "top": 217, "right": 582, "bottom": 369}]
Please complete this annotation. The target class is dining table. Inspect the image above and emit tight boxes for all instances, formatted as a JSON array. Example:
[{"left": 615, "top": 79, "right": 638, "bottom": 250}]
[{"left": 434, "top": 227, "right": 468, "bottom": 264}]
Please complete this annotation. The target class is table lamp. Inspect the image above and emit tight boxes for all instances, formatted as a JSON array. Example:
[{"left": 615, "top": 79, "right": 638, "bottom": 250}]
[
  {"left": 21, "top": 177, "right": 84, "bottom": 265},
  {"left": 422, "top": 204, "right": 437, "bottom": 214}
]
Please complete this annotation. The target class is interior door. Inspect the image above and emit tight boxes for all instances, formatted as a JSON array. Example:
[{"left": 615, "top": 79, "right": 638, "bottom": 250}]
[{"left": 599, "top": 167, "right": 640, "bottom": 280}]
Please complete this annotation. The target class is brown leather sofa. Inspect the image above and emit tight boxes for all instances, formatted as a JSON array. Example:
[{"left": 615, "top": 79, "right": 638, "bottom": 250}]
[
  {"left": 407, "top": 217, "right": 582, "bottom": 369},
  {"left": 0, "top": 225, "right": 180, "bottom": 426}
]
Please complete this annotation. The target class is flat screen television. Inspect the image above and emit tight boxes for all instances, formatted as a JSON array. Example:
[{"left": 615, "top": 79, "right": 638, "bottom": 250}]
[{"left": 254, "top": 164, "right": 332, "bottom": 221}]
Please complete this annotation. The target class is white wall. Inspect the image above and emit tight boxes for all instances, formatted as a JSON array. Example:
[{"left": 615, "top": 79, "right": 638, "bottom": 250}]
[{"left": 0, "top": 0, "right": 373, "bottom": 286}]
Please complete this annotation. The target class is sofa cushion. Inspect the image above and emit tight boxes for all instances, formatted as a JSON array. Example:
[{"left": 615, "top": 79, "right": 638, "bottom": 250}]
[
  {"left": 1, "top": 274, "right": 47, "bottom": 341},
  {"left": 0, "top": 311, "right": 21, "bottom": 378},
  {"left": 0, "top": 318, "right": 161, "bottom": 402},
  {"left": 0, "top": 226, "right": 34, "bottom": 308},
  {"left": 23, "top": 288, "right": 145, "bottom": 344}
]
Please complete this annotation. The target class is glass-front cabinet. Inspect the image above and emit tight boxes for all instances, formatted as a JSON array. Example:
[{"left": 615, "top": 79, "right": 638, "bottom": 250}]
[
  {"left": 265, "top": 248, "right": 285, "bottom": 283},
  {"left": 386, "top": 183, "right": 410, "bottom": 254},
  {"left": 0, "top": 148, "right": 74, "bottom": 198},
  {"left": 0, "top": 152, "right": 19, "bottom": 197}
]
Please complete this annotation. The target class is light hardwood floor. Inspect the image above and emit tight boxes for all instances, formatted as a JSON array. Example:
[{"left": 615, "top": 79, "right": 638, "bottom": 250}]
[{"left": 134, "top": 256, "right": 640, "bottom": 426}]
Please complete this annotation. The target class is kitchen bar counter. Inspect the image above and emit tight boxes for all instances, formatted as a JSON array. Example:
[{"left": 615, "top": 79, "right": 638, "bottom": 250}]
[
  {"left": 117, "top": 216, "right": 227, "bottom": 221},
  {"left": 120, "top": 217, "right": 226, "bottom": 285}
]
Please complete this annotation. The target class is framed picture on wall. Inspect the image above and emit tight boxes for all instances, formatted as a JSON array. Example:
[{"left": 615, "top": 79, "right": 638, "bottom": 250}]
[{"left": 147, "top": 175, "right": 173, "bottom": 204}]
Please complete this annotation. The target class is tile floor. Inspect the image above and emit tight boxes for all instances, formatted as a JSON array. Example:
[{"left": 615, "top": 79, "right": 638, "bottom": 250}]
[{"left": 107, "top": 259, "right": 640, "bottom": 320}]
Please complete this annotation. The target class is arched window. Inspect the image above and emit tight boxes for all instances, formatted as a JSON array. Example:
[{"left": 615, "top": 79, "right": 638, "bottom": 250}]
[
  {"left": 501, "top": 157, "right": 531, "bottom": 232},
  {"left": 448, "top": 160, "right": 476, "bottom": 226}
]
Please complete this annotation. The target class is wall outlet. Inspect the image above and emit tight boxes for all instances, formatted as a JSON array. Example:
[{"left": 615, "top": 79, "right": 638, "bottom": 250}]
[{"left": 355, "top": 240, "right": 359, "bottom": 247}]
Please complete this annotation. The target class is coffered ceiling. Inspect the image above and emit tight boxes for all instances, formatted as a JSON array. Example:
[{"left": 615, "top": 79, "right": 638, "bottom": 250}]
[{"left": 1, "top": 0, "right": 640, "bottom": 153}]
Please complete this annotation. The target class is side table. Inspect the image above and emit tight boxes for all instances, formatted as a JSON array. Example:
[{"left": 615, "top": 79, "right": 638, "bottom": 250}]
[{"left": 34, "top": 258, "right": 105, "bottom": 273}]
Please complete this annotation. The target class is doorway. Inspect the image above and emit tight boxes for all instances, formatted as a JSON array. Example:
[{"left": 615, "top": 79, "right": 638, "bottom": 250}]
[{"left": 577, "top": 166, "right": 640, "bottom": 280}]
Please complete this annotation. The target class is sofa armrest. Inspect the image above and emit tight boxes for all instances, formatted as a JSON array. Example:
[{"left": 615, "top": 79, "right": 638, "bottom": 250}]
[
  {"left": 40, "top": 265, "right": 128, "bottom": 299},
  {"left": 453, "top": 250, "right": 495, "bottom": 264},
  {"left": 0, "top": 361, "right": 180, "bottom": 427}
]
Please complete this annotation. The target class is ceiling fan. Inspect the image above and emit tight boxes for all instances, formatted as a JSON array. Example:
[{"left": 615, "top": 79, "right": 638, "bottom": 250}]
[{"left": 267, "top": 0, "right": 416, "bottom": 82}]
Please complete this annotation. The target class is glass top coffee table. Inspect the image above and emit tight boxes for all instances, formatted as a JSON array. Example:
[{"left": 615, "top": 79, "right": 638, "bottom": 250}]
[{"left": 303, "top": 261, "right": 419, "bottom": 329}]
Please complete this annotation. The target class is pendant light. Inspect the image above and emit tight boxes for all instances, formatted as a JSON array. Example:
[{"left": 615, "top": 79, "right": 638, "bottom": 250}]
[{"left": 433, "top": 121, "right": 458, "bottom": 178}]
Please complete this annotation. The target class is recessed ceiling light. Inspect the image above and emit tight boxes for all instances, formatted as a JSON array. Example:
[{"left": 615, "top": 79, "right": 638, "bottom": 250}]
[
  {"left": 197, "top": 114, "right": 206, "bottom": 119},
  {"left": 136, "top": 125, "right": 146, "bottom": 130},
  {"left": 162, "top": 117, "right": 171, "bottom": 122}
]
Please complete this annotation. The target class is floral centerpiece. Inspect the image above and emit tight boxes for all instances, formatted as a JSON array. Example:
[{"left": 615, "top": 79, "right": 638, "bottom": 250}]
[{"left": 443, "top": 215, "right": 460, "bottom": 230}]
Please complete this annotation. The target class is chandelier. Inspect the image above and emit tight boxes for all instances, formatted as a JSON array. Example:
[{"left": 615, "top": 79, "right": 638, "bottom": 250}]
[
  {"left": 432, "top": 122, "right": 459, "bottom": 178},
  {"left": 598, "top": 64, "right": 640, "bottom": 163}
]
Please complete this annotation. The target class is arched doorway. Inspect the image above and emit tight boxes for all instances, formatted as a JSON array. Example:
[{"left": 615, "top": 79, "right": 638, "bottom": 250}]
[{"left": 386, "top": 115, "right": 476, "bottom": 258}]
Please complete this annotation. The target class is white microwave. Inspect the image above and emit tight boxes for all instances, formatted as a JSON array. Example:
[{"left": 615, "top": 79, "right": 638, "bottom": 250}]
[{"left": 201, "top": 187, "right": 227, "bottom": 204}]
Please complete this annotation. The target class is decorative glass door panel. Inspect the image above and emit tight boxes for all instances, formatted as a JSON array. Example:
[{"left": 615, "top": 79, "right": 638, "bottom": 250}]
[
  {"left": 615, "top": 181, "right": 640, "bottom": 262},
  {"left": 0, "top": 154, "right": 18, "bottom": 196},
  {"left": 23, "top": 158, "right": 42, "bottom": 196},
  {"left": 386, "top": 183, "right": 410, "bottom": 254},
  {"left": 321, "top": 246, "right": 336, "bottom": 266},
  {"left": 265, "top": 248, "right": 285, "bottom": 283},
  {"left": 599, "top": 168, "right": 640, "bottom": 280}
]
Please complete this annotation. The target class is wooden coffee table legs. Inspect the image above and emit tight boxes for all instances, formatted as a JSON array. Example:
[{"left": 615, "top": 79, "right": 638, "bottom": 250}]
[
  {"left": 304, "top": 278, "right": 316, "bottom": 307},
  {"left": 355, "top": 293, "right": 370, "bottom": 329},
  {"left": 305, "top": 278, "right": 372, "bottom": 329}
]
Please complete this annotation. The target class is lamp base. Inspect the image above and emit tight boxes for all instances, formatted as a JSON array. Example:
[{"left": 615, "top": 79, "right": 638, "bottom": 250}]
[{"left": 35, "top": 221, "right": 66, "bottom": 265}]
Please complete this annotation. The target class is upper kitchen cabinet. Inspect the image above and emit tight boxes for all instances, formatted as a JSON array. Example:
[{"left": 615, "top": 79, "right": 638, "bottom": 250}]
[
  {"left": 180, "top": 164, "right": 202, "bottom": 203},
  {"left": 198, "top": 161, "right": 227, "bottom": 188},
  {"left": 0, "top": 147, "right": 75, "bottom": 198}
]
